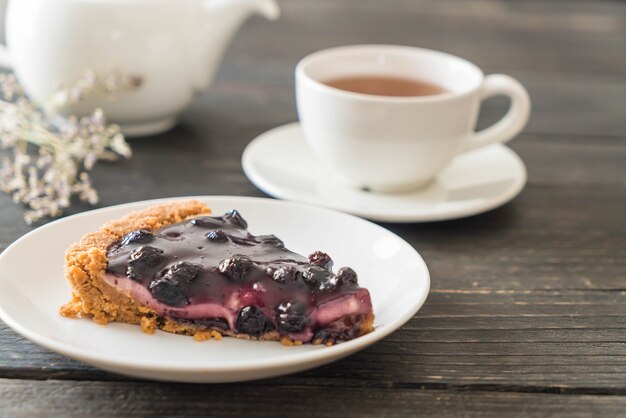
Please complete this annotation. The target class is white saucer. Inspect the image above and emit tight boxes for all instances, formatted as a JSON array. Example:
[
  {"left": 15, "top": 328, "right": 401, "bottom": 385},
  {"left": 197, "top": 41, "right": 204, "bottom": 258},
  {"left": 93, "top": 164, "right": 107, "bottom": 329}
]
[
  {"left": 0, "top": 196, "right": 429, "bottom": 383},
  {"left": 242, "top": 123, "right": 527, "bottom": 223}
]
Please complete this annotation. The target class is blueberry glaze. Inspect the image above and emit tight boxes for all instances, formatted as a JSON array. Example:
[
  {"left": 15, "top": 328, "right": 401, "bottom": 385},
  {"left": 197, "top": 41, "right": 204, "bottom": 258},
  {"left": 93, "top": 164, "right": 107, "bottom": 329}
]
[{"left": 105, "top": 210, "right": 369, "bottom": 340}]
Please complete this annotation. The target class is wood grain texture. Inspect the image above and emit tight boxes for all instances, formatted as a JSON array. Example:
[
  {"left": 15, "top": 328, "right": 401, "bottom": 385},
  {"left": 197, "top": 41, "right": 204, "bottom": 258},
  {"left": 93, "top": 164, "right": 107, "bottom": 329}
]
[
  {"left": 2, "top": 379, "right": 626, "bottom": 418},
  {"left": 2, "top": 289, "right": 626, "bottom": 390},
  {"left": 0, "top": 0, "right": 625, "bottom": 416}
]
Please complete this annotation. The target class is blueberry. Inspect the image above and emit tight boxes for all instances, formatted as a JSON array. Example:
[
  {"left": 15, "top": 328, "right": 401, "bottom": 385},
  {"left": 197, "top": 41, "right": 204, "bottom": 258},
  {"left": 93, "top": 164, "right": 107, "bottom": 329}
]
[
  {"left": 126, "top": 265, "right": 139, "bottom": 280},
  {"left": 120, "top": 229, "right": 154, "bottom": 246},
  {"left": 271, "top": 265, "right": 300, "bottom": 284},
  {"left": 302, "top": 265, "right": 330, "bottom": 285},
  {"left": 224, "top": 209, "right": 247, "bottom": 229},
  {"left": 190, "top": 216, "right": 223, "bottom": 229},
  {"left": 149, "top": 276, "right": 187, "bottom": 306},
  {"left": 127, "top": 246, "right": 165, "bottom": 280},
  {"left": 336, "top": 267, "right": 358, "bottom": 286},
  {"left": 308, "top": 251, "right": 334, "bottom": 270},
  {"left": 275, "top": 300, "right": 308, "bottom": 333},
  {"left": 163, "top": 262, "right": 203, "bottom": 283},
  {"left": 302, "top": 266, "right": 338, "bottom": 292},
  {"left": 318, "top": 276, "right": 340, "bottom": 292},
  {"left": 130, "top": 246, "right": 164, "bottom": 267},
  {"left": 235, "top": 306, "right": 269, "bottom": 336},
  {"left": 206, "top": 229, "right": 228, "bottom": 242},
  {"left": 219, "top": 257, "right": 251, "bottom": 280}
]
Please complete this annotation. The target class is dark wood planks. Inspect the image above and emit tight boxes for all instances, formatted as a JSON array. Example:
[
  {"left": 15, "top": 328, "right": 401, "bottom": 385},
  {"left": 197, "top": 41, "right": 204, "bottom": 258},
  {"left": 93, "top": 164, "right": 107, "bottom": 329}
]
[
  {"left": 0, "top": 0, "right": 625, "bottom": 416},
  {"left": 2, "top": 379, "right": 626, "bottom": 418},
  {"left": 206, "top": 67, "right": 626, "bottom": 136},
  {"left": 236, "top": 0, "right": 626, "bottom": 75},
  {"left": 220, "top": 0, "right": 626, "bottom": 137},
  {"left": 3, "top": 132, "right": 624, "bottom": 290},
  {"left": 2, "top": 289, "right": 626, "bottom": 389}
]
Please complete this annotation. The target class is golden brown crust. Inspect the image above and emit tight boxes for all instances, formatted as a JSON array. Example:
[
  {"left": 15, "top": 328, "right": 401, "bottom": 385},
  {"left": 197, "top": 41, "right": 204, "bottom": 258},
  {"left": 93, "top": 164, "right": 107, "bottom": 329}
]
[
  {"left": 61, "top": 200, "right": 375, "bottom": 345},
  {"left": 61, "top": 200, "right": 212, "bottom": 332}
]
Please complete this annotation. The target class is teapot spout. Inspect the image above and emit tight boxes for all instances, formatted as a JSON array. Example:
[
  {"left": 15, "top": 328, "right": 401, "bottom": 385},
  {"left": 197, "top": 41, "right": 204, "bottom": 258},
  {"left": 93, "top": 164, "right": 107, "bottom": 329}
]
[{"left": 193, "top": 0, "right": 280, "bottom": 92}]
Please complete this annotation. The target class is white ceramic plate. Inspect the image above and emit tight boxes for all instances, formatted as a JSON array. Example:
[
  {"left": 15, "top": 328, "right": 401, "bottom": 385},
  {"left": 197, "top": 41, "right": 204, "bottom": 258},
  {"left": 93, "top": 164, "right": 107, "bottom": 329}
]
[
  {"left": 242, "top": 123, "right": 527, "bottom": 222},
  {"left": 0, "top": 196, "right": 429, "bottom": 383}
]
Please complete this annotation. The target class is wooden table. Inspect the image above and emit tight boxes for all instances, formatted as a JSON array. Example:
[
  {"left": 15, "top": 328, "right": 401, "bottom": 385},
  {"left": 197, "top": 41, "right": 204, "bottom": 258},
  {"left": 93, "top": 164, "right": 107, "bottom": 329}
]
[{"left": 1, "top": 0, "right": 625, "bottom": 416}]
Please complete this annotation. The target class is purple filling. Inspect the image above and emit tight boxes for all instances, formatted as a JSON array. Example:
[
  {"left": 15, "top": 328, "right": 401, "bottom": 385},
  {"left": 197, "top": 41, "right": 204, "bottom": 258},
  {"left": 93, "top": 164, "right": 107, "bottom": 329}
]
[{"left": 104, "top": 210, "right": 373, "bottom": 342}]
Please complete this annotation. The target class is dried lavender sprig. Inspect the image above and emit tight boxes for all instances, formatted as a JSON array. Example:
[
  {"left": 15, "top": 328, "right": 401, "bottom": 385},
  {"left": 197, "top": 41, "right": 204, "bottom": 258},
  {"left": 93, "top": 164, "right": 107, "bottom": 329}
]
[{"left": 0, "top": 71, "right": 135, "bottom": 224}]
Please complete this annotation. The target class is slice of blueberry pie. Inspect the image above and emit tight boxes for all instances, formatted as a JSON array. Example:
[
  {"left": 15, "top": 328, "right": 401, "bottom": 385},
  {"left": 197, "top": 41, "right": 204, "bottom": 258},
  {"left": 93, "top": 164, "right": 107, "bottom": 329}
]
[{"left": 60, "top": 200, "right": 374, "bottom": 345}]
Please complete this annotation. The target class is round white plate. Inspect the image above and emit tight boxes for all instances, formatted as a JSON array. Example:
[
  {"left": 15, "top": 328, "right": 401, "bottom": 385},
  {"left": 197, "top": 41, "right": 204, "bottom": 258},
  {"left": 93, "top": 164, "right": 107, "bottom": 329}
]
[
  {"left": 0, "top": 196, "right": 429, "bottom": 383},
  {"left": 242, "top": 123, "right": 527, "bottom": 222}
]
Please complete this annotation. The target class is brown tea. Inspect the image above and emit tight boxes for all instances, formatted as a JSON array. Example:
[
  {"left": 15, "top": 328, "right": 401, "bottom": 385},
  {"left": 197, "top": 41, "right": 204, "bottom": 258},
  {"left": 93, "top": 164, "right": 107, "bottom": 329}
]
[{"left": 323, "top": 75, "right": 446, "bottom": 97}]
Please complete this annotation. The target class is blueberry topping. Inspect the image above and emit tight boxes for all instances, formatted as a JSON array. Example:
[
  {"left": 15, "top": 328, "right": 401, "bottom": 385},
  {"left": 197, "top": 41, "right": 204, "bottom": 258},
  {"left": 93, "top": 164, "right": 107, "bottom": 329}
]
[
  {"left": 302, "top": 266, "right": 339, "bottom": 292},
  {"left": 162, "top": 262, "right": 203, "bottom": 283},
  {"left": 105, "top": 209, "right": 367, "bottom": 340},
  {"left": 224, "top": 209, "right": 247, "bottom": 229},
  {"left": 308, "top": 251, "right": 334, "bottom": 270},
  {"left": 302, "top": 265, "right": 331, "bottom": 285},
  {"left": 235, "top": 306, "right": 269, "bottom": 336},
  {"left": 318, "top": 276, "right": 339, "bottom": 292},
  {"left": 229, "top": 236, "right": 257, "bottom": 246},
  {"left": 219, "top": 257, "right": 251, "bottom": 280},
  {"left": 206, "top": 229, "right": 228, "bottom": 242},
  {"left": 190, "top": 216, "right": 223, "bottom": 229},
  {"left": 126, "top": 265, "right": 139, "bottom": 280},
  {"left": 130, "top": 246, "right": 164, "bottom": 267},
  {"left": 149, "top": 276, "right": 187, "bottom": 306},
  {"left": 257, "top": 235, "right": 284, "bottom": 247},
  {"left": 275, "top": 300, "right": 307, "bottom": 333},
  {"left": 120, "top": 229, "right": 154, "bottom": 246},
  {"left": 271, "top": 265, "right": 300, "bottom": 284},
  {"left": 336, "top": 267, "right": 358, "bottom": 286},
  {"left": 125, "top": 246, "right": 165, "bottom": 280}
]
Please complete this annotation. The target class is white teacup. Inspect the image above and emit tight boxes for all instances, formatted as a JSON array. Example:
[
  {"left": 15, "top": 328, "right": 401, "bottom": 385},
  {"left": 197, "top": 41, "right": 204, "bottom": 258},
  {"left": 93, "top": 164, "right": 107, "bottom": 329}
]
[{"left": 296, "top": 45, "right": 531, "bottom": 192}]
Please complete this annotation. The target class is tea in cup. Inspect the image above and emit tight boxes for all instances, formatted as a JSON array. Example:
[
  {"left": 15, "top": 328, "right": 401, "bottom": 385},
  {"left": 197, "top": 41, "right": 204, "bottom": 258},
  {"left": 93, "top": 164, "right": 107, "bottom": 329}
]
[{"left": 296, "top": 45, "right": 531, "bottom": 192}]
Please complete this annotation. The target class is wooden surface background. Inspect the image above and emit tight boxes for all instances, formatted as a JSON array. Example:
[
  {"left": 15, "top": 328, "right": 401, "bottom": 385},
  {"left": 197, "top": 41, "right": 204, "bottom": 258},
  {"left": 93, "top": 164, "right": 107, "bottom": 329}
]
[{"left": 1, "top": 0, "right": 626, "bottom": 416}]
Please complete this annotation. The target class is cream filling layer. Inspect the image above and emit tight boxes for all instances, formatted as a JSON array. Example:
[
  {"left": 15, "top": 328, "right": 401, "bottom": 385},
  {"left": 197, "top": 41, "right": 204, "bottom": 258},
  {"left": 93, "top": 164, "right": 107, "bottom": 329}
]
[{"left": 103, "top": 273, "right": 372, "bottom": 342}]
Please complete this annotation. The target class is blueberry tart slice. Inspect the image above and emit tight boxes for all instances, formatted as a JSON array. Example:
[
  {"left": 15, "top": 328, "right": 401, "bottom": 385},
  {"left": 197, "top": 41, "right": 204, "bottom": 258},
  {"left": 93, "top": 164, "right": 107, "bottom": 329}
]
[{"left": 61, "top": 200, "right": 374, "bottom": 345}]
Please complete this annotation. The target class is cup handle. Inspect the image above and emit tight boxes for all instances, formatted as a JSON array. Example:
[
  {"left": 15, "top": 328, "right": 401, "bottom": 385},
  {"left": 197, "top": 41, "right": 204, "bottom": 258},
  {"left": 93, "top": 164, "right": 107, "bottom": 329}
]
[{"left": 463, "top": 74, "right": 531, "bottom": 153}]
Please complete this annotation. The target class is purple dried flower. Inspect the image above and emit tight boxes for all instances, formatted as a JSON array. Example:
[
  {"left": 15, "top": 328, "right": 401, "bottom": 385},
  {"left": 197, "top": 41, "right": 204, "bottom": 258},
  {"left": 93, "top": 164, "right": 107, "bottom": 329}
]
[{"left": 0, "top": 69, "right": 139, "bottom": 223}]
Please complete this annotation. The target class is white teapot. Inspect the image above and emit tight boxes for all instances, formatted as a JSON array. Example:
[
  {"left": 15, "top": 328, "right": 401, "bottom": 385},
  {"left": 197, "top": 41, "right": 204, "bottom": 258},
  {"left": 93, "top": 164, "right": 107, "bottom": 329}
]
[{"left": 0, "top": 0, "right": 279, "bottom": 136}]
